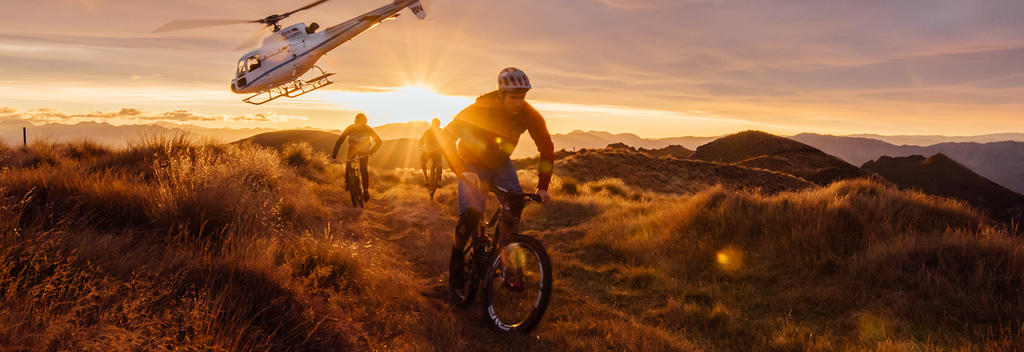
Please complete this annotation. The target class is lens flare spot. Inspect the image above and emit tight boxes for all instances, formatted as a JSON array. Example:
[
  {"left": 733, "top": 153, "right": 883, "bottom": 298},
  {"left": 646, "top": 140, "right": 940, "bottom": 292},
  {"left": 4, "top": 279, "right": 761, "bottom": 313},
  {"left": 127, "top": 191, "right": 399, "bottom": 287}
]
[{"left": 716, "top": 246, "right": 743, "bottom": 272}]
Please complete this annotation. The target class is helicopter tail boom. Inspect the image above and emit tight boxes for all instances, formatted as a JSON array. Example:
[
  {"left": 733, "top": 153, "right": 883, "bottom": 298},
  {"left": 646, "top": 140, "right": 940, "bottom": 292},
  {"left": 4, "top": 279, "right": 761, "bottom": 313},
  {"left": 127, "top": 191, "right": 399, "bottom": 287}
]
[{"left": 408, "top": 1, "right": 426, "bottom": 19}]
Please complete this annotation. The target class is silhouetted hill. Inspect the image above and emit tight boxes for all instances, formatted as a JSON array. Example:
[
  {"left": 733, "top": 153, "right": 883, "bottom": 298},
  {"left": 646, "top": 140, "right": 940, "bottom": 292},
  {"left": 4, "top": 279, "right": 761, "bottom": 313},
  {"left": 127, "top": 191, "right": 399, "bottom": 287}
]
[
  {"left": 372, "top": 121, "right": 430, "bottom": 140},
  {"left": 793, "top": 133, "right": 1024, "bottom": 194},
  {"left": 512, "top": 130, "right": 717, "bottom": 158},
  {"left": 234, "top": 130, "right": 421, "bottom": 169},
  {"left": 553, "top": 147, "right": 814, "bottom": 195},
  {"left": 1, "top": 121, "right": 272, "bottom": 147},
  {"left": 236, "top": 129, "right": 339, "bottom": 152},
  {"left": 690, "top": 130, "right": 862, "bottom": 185},
  {"left": 849, "top": 133, "right": 1024, "bottom": 146},
  {"left": 862, "top": 154, "right": 1024, "bottom": 223},
  {"left": 604, "top": 142, "right": 695, "bottom": 159}
]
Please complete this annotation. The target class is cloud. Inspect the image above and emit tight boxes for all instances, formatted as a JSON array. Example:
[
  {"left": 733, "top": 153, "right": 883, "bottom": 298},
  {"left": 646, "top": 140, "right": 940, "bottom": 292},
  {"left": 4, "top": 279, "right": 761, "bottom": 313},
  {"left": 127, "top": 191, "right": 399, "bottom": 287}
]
[
  {"left": 130, "top": 73, "right": 163, "bottom": 80},
  {"left": 2, "top": 0, "right": 1024, "bottom": 135},
  {"left": 594, "top": 0, "right": 708, "bottom": 10},
  {"left": 0, "top": 107, "right": 307, "bottom": 124}
]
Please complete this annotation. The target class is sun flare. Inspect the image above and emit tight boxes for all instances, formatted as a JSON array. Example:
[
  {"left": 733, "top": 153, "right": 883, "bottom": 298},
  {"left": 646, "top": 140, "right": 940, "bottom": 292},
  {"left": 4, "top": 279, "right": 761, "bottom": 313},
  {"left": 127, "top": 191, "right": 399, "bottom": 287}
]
[{"left": 311, "top": 85, "right": 473, "bottom": 126}]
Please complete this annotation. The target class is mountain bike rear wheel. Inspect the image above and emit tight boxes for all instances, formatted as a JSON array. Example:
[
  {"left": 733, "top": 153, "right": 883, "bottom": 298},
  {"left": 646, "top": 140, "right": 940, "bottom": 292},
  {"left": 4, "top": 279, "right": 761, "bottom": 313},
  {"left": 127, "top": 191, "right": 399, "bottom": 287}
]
[
  {"left": 482, "top": 235, "right": 552, "bottom": 333},
  {"left": 347, "top": 168, "right": 364, "bottom": 208},
  {"left": 428, "top": 161, "right": 442, "bottom": 200}
]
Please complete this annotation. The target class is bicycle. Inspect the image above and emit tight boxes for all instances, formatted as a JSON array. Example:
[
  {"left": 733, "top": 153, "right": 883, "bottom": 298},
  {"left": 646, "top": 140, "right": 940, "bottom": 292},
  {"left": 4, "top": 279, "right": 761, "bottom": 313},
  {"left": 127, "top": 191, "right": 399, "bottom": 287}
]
[
  {"left": 344, "top": 153, "right": 367, "bottom": 208},
  {"left": 425, "top": 156, "right": 443, "bottom": 200},
  {"left": 449, "top": 186, "right": 552, "bottom": 333}
]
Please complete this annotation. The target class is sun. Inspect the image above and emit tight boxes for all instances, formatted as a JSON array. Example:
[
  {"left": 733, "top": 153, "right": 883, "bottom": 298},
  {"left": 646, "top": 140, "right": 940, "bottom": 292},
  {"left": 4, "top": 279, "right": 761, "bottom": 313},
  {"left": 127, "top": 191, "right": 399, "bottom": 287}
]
[{"left": 314, "top": 85, "right": 473, "bottom": 126}]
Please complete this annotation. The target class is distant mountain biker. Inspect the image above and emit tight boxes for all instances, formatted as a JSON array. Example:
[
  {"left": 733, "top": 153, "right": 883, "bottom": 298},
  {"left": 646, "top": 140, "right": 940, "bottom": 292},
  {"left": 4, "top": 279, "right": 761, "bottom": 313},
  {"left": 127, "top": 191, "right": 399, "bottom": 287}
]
[
  {"left": 419, "top": 117, "right": 444, "bottom": 185},
  {"left": 442, "top": 67, "right": 555, "bottom": 289},
  {"left": 330, "top": 113, "right": 383, "bottom": 201}
]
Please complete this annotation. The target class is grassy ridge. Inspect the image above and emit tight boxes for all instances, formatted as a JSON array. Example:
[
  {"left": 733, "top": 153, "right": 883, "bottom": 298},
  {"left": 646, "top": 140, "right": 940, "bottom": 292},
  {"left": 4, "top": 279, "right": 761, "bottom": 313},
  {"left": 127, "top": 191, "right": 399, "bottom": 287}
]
[
  {"left": 1, "top": 139, "right": 1021, "bottom": 351},
  {"left": 544, "top": 178, "right": 1021, "bottom": 350},
  {"left": 0, "top": 139, "right": 433, "bottom": 350}
]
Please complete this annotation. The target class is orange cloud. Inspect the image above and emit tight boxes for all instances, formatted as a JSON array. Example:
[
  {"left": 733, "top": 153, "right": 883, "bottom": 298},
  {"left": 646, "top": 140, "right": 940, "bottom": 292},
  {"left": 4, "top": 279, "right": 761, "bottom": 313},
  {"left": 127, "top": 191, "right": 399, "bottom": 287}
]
[{"left": 1, "top": 107, "right": 306, "bottom": 124}]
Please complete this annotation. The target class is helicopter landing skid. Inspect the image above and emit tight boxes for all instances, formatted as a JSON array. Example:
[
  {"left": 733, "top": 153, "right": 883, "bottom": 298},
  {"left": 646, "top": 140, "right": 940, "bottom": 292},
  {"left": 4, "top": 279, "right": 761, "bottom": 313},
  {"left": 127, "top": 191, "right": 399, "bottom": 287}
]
[{"left": 242, "top": 72, "right": 335, "bottom": 105}]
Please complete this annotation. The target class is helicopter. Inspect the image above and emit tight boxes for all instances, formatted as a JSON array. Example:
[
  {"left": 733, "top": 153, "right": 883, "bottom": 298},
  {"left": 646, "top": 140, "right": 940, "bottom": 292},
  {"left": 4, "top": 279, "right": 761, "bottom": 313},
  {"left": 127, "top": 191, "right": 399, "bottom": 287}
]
[{"left": 155, "top": 0, "right": 427, "bottom": 105}]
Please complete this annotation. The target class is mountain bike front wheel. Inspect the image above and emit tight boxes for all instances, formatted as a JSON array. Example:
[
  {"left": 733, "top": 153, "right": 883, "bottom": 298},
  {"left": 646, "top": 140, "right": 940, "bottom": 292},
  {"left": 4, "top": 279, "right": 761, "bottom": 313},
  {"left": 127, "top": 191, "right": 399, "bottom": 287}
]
[{"left": 482, "top": 235, "right": 552, "bottom": 333}]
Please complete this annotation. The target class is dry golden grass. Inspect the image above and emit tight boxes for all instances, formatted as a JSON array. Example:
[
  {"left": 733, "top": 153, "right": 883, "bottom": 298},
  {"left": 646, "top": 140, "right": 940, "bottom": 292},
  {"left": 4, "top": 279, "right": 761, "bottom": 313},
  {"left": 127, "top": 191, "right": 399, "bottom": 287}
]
[{"left": 1, "top": 138, "right": 1021, "bottom": 351}]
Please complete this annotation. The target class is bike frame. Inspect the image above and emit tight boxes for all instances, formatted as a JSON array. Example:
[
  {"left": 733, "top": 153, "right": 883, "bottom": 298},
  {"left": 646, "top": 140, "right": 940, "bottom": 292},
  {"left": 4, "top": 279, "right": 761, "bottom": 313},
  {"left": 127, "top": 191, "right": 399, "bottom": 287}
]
[{"left": 467, "top": 187, "right": 541, "bottom": 279}]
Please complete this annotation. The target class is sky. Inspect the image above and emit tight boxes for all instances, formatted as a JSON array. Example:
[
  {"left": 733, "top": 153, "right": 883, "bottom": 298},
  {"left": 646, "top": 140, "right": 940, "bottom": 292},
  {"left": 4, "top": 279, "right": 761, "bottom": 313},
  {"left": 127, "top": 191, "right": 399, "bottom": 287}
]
[{"left": 1, "top": 0, "right": 1022, "bottom": 138}]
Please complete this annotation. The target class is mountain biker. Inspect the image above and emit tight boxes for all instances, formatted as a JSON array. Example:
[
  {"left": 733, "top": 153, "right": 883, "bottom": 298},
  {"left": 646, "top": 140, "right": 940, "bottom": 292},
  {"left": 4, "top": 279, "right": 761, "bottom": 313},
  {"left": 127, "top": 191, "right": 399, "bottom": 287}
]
[
  {"left": 419, "top": 117, "right": 444, "bottom": 186},
  {"left": 330, "top": 113, "right": 383, "bottom": 201},
  {"left": 442, "top": 67, "right": 554, "bottom": 289}
]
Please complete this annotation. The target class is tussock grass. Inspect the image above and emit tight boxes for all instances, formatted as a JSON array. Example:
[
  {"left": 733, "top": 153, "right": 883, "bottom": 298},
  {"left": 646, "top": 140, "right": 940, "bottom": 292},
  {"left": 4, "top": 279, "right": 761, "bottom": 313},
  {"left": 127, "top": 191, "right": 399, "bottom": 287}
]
[
  {"left": 0, "top": 137, "right": 421, "bottom": 350},
  {"left": 2, "top": 137, "right": 1021, "bottom": 351},
  {"left": 547, "top": 176, "right": 1020, "bottom": 350}
]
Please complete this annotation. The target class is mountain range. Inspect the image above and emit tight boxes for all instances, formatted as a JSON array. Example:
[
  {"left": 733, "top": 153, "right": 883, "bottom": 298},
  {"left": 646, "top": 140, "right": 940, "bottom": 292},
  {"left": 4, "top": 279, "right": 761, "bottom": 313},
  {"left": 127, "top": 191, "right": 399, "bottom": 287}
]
[
  {"left": 791, "top": 133, "right": 1024, "bottom": 194},
  {"left": 4, "top": 120, "right": 1021, "bottom": 195}
]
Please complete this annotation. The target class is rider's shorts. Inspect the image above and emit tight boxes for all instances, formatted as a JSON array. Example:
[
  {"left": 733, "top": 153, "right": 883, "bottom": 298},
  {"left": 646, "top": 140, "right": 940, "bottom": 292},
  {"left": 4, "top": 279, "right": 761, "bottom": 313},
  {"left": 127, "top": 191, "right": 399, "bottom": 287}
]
[{"left": 458, "top": 158, "right": 522, "bottom": 216}]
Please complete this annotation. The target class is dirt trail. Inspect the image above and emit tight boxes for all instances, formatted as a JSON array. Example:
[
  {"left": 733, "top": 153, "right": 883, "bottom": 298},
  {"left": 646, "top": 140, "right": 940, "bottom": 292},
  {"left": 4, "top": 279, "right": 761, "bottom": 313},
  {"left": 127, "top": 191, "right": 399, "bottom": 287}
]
[{"left": 320, "top": 183, "right": 700, "bottom": 351}]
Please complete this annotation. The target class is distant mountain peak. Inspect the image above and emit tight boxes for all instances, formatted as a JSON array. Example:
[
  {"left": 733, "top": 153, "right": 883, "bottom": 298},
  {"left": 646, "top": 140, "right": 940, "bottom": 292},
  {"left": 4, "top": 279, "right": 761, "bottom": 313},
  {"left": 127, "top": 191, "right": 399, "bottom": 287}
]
[
  {"left": 862, "top": 153, "right": 1024, "bottom": 223},
  {"left": 691, "top": 130, "right": 861, "bottom": 185}
]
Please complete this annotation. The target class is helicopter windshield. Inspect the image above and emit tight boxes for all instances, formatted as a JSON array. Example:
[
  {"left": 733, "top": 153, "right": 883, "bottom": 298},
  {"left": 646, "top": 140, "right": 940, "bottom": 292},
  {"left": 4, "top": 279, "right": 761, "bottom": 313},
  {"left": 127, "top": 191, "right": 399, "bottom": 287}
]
[
  {"left": 236, "top": 59, "right": 246, "bottom": 78},
  {"left": 246, "top": 55, "right": 261, "bottom": 72}
]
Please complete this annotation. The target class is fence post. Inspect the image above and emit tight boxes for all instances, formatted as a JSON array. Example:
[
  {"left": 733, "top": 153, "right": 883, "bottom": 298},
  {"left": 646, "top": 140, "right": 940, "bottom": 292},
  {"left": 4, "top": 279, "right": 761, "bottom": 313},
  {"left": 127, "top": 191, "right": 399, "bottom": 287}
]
[{"left": 22, "top": 127, "right": 26, "bottom": 147}]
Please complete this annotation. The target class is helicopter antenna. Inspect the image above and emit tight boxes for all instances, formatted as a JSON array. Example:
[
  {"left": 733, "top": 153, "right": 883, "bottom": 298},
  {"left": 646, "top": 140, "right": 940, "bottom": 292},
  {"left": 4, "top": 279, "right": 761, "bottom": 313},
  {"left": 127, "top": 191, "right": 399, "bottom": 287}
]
[{"left": 154, "top": 0, "right": 330, "bottom": 33}]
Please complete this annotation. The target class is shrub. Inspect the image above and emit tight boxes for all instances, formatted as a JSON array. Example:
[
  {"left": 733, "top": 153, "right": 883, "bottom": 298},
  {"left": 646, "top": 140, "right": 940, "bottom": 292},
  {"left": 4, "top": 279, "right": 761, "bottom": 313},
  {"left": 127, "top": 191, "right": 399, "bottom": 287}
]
[{"left": 560, "top": 179, "right": 579, "bottom": 195}]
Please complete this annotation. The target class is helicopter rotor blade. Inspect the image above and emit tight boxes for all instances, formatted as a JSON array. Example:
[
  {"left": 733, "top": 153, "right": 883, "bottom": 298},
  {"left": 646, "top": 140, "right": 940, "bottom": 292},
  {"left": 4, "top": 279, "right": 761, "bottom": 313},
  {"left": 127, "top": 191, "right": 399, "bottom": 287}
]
[
  {"left": 235, "top": 26, "right": 273, "bottom": 51},
  {"left": 281, "top": 0, "right": 330, "bottom": 17},
  {"left": 155, "top": 18, "right": 262, "bottom": 32}
]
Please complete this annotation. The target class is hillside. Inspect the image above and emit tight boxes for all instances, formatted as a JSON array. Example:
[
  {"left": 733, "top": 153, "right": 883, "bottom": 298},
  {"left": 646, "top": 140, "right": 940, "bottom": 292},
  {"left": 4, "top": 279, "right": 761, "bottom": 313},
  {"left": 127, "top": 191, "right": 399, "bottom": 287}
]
[
  {"left": 235, "top": 130, "right": 421, "bottom": 169},
  {"left": 793, "top": 133, "right": 1024, "bottom": 194},
  {"left": 2, "top": 139, "right": 1022, "bottom": 351},
  {"left": 690, "top": 130, "right": 863, "bottom": 185},
  {"left": 554, "top": 147, "right": 814, "bottom": 195},
  {"left": 862, "top": 154, "right": 1024, "bottom": 224},
  {"left": 2, "top": 121, "right": 273, "bottom": 147}
]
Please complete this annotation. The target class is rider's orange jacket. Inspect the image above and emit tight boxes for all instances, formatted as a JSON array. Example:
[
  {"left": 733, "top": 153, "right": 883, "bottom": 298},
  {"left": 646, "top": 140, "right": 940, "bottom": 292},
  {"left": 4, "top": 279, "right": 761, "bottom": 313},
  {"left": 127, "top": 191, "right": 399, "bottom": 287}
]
[{"left": 443, "top": 90, "right": 555, "bottom": 190}]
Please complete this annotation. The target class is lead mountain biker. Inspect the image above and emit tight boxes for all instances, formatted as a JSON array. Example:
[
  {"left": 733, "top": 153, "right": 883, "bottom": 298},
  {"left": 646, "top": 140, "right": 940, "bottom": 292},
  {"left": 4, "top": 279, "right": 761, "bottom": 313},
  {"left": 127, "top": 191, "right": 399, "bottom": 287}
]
[
  {"left": 441, "top": 67, "right": 555, "bottom": 289},
  {"left": 330, "top": 113, "right": 383, "bottom": 201},
  {"left": 419, "top": 117, "right": 444, "bottom": 186}
]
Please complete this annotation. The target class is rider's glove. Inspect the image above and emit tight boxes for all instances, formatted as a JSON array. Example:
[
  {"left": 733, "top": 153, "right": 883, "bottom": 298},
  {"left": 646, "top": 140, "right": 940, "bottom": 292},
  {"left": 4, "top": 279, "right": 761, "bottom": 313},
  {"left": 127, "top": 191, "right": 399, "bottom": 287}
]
[
  {"left": 461, "top": 172, "right": 481, "bottom": 189},
  {"left": 537, "top": 189, "right": 550, "bottom": 203}
]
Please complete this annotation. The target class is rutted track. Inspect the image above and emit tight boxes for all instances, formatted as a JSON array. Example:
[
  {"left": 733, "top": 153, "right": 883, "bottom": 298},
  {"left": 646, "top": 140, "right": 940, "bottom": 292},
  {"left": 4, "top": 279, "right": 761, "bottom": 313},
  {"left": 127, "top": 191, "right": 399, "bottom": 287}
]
[{"left": 318, "top": 180, "right": 700, "bottom": 351}]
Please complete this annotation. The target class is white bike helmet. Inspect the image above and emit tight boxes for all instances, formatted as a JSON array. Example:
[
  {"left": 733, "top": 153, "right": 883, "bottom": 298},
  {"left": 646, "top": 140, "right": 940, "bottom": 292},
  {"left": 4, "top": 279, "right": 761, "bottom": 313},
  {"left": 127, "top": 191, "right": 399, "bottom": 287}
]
[{"left": 498, "top": 67, "right": 532, "bottom": 92}]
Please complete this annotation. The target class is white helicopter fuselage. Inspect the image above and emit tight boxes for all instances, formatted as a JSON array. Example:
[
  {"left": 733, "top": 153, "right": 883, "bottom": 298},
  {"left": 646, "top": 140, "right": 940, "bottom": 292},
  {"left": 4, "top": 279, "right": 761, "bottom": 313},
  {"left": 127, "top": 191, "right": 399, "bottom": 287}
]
[{"left": 231, "top": 0, "right": 424, "bottom": 94}]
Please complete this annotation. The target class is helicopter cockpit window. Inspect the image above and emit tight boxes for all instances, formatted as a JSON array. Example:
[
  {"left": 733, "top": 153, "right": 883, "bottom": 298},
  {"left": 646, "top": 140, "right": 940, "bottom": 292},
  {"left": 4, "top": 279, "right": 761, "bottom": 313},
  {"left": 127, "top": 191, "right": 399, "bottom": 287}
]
[
  {"left": 246, "top": 55, "right": 262, "bottom": 72},
  {"left": 236, "top": 60, "right": 246, "bottom": 78}
]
